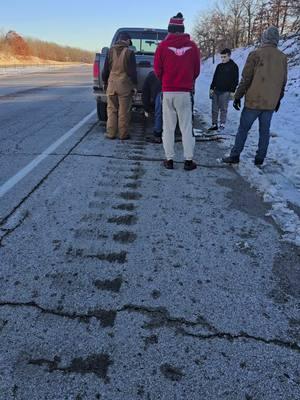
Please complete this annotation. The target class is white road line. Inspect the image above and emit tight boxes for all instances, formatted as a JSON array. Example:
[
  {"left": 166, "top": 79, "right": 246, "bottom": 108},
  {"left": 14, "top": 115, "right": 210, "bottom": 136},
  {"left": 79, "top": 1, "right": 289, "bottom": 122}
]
[{"left": 0, "top": 109, "right": 96, "bottom": 198}]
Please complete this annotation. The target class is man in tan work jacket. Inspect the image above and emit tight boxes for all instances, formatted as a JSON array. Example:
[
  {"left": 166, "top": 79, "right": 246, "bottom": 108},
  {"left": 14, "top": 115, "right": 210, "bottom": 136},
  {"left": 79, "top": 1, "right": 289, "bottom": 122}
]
[
  {"left": 222, "top": 26, "right": 287, "bottom": 166},
  {"left": 102, "top": 32, "right": 137, "bottom": 140}
]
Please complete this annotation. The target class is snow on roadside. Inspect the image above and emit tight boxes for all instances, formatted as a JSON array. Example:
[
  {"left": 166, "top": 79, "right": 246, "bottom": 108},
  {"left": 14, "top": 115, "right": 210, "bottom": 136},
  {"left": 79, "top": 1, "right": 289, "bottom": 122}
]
[
  {"left": 0, "top": 64, "right": 82, "bottom": 77},
  {"left": 195, "top": 35, "right": 300, "bottom": 246}
]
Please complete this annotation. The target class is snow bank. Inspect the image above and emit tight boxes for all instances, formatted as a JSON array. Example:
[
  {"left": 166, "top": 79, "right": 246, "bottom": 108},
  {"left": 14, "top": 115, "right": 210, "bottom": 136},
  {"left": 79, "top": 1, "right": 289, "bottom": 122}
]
[
  {"left": 195, "top": 35, "right": 300, "bottom": 246},
  {"left": 0, "top": 64, "right": 82, "bottom": 77}
]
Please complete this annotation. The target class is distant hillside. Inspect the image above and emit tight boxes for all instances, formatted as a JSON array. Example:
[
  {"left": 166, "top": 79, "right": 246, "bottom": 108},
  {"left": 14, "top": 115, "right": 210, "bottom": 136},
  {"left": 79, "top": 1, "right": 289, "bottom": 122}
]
[{"left": 0, "top": 30, "right": 94, "bottom": 64}]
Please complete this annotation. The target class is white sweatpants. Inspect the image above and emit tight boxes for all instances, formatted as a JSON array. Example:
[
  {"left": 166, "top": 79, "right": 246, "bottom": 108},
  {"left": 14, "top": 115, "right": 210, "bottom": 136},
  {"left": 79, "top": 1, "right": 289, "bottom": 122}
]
[{"left": 162, "top": 92, "right": 195, "bottom": 160}]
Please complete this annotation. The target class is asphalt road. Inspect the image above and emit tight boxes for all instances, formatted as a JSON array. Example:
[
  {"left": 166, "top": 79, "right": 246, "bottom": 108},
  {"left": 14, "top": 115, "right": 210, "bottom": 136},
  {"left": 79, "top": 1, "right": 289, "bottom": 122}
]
[
  {"left": 0, "top": 66, "right": 299, "bottom": 400},
  {"left": 0, "top": 65, "right": 95, "bottom": 219}
]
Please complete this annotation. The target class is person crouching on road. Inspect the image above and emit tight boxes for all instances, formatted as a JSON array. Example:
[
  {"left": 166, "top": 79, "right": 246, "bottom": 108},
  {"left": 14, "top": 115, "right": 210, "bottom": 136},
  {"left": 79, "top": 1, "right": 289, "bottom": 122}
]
[
  {"left": 142, "top": 71, "right": 163, "bottom": 143},
  {"left": 102, "top": 32, "right": 137, "bottom": 140},
  {"left": 222, "top": 26, "right": 287, "bottom": 166},
  {"left": 208, "top": 48, "right": 239, "bottom": 132},
  {"left": 154, "top": 12, "right": 201, "bottom": 170}
]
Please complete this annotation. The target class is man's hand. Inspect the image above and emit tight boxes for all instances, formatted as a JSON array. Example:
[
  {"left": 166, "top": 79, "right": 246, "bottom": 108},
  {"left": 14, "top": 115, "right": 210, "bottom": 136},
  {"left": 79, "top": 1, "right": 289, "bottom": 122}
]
[
  {"left": 132, "top": 88, "right": 138, "bottom": 96},
  {"left": 144, "top": 111, "right": 149, "bottom": 118},
  {"left": 233, "top": 98, "right": 241, "bottom": 110},
  {"left": 275, "top": 101, "right": 280, "bottom": 112},
  {"left": 229, "top": 92, "right": 235, "bottom": 101},
  {"left": 209, "top": 89, "right": 214, "bottom": 100}
]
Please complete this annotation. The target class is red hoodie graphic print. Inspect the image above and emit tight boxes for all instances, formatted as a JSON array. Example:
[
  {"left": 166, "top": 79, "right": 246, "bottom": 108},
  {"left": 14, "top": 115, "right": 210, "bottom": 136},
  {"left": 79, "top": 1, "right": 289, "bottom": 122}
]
[{"left": 154, "top": 33, "right": 201, "bottom": 92}]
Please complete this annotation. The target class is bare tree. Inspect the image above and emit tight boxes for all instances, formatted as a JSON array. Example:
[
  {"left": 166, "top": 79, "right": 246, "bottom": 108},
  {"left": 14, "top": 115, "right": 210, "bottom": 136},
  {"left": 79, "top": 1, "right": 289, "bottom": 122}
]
[
  {"left": 193, "top": 12, "right": 219, "bottom": 61},
  {"left": 252, "top": 0, "right": 270, "bottom": 42},
  {"left": 224, "top": 0, "right": 245, "bottom": 47},
  {"left": 280, "top": 0, "right": 291, "bottom": 34},
  {"left": 243, "top": 0, "right": 259, "bottom": 45},
  {"left": 192, "top": 0, "right": 299, "bottom": 57},
  {"left": 267, "top": 0, "right": 288, "bottom": 31},
  {"left": 290, "top": 0, "right": 300, "bottom": 32}
]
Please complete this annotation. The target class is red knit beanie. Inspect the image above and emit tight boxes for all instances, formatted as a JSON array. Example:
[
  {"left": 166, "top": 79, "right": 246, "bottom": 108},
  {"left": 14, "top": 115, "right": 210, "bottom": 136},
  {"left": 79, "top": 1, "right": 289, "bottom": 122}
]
[{"left": 168, "top": 12, "right": 185, "bottom": 33}]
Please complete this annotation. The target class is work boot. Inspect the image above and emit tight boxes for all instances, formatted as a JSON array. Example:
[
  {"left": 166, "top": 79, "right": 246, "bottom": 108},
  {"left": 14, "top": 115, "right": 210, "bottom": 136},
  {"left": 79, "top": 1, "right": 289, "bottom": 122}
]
[
  {"left": 222, "top": 155, "right": 240, "bottom": 164},
  {"left": 147, "top": 136, "right": 162, "bottom": 144},
  {"left": 105, "top": 134, "right": 116, "bottom": 140},
  {"left": 254, "top": 157, "right": 264, "bottom": 166},
  {"left": 184, "top": 160, "right": 197, "bottom": 171},
  {"left": 208, "top": 124, "right": 218, "bottom": 131},
  {"left": 163, "top": 159, "right": 173, "bottom": 169}
]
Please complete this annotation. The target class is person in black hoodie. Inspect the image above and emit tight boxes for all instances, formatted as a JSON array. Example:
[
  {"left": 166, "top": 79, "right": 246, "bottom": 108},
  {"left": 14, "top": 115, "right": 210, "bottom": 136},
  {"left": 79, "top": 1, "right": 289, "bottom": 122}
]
[
  {"left": 208, "top": 48, "right": 239, "bottom": 131},
  {"left": 142, "top": 71, "right": 162, "bottom": 143}
]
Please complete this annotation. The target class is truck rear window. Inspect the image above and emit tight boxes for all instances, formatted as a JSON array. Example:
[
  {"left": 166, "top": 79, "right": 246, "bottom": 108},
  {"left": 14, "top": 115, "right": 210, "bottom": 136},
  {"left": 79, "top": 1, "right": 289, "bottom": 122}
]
[{"left": 121, "top": 31, "right": 167, "bottom": 55}]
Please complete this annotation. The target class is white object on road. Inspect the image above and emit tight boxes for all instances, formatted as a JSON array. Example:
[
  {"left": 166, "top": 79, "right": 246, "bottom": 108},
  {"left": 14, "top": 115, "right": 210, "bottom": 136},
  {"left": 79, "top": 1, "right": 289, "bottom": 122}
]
[
  {"left": 193, "top": 128, "right": 204, "bottom": 136},
  {"left": 0, "top": 109, "right": 96, "bottom": 198}
]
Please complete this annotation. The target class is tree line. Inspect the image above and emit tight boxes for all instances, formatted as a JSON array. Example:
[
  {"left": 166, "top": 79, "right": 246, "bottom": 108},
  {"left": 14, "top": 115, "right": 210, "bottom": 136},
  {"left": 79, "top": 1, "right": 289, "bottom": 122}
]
[
  {"left": 0, "top": 30, "right": 94, "bottom": 63},
  {"left": 193, "top": 0, "right": 300, "bottom": 58}
]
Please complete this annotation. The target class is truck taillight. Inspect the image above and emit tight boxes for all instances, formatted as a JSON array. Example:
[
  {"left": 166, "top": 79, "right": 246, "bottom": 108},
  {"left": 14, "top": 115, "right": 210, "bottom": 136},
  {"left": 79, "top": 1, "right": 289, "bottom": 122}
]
[{"left": 93, "top": 61, "right": 99, "bottom": 79}]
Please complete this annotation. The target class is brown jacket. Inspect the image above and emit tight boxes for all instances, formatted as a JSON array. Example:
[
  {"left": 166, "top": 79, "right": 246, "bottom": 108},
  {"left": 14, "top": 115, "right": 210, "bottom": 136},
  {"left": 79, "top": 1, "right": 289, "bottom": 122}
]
[
  {"left": 235, "top": 44, "right": 287, "bottom": 110},
  {"left": 102, "top": 41, "right": 137, "bottom": 96}
]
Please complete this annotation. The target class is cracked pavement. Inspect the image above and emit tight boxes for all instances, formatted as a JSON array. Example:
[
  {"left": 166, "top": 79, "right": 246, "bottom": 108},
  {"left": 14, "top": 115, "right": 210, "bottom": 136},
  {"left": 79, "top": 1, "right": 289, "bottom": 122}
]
[{"left": 0, "top": 68, "right": 300, "bottom": 400}]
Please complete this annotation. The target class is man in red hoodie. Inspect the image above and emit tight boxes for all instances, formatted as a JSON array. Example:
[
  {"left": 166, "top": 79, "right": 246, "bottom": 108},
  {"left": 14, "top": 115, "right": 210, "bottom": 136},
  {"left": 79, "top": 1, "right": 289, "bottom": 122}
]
[{"left": 154, "top": 12, "right": 201, "bottom": 170}]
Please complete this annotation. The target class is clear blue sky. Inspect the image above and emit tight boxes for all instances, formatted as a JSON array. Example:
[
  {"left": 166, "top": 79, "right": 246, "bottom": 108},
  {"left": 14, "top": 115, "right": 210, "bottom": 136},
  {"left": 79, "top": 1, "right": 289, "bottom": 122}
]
[{"left": 1, "top": 0, "right": 212, "bottom": 52}]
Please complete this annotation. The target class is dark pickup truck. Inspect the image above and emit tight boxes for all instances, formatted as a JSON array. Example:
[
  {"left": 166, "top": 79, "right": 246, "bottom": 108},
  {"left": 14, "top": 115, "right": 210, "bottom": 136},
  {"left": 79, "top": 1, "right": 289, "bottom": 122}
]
[{"left": 93, "top": 27, "right": 167, "bottom": 121}]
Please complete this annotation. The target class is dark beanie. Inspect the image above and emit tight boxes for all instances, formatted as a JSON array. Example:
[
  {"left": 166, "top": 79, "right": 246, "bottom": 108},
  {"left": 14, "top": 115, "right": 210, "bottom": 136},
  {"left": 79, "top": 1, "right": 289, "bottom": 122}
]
[
  {"left": 118, "top": 31, "right": 131, "bottom": 42},
  {"left": 168, "top": 12, "right": 185, "bottom": 33}
]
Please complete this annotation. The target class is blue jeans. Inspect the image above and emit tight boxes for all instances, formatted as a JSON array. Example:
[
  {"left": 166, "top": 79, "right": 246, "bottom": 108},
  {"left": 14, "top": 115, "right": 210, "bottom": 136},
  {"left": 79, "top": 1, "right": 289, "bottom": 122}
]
[
  {"left": 231, "top": 107, "right": 274, "bottom": 160},
  {"left": 154, "top": 93, "right": 162, "bottom": 137}
]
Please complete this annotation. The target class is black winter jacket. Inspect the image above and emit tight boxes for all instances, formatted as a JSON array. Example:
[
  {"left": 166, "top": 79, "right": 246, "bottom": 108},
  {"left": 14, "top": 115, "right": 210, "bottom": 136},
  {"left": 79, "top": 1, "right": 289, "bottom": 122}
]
[
  {"left": 142, "top": 71, "right": 162, "bottom": 112},
  {"left": 210, "top": 59, "right": 239, "bottom": 93}
]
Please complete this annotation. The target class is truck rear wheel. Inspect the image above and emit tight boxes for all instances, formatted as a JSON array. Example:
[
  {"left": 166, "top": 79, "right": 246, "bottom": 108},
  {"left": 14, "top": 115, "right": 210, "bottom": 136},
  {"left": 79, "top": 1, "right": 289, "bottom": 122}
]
[{"left": 97, "top": 100, "right": 107, "bottom": 121}]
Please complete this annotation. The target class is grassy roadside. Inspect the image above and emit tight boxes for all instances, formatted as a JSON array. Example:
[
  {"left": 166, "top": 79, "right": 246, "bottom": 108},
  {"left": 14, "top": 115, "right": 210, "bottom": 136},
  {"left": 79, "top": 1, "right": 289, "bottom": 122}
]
[{"left": 0, "top": 53, "right": 92, "bottom": 67}]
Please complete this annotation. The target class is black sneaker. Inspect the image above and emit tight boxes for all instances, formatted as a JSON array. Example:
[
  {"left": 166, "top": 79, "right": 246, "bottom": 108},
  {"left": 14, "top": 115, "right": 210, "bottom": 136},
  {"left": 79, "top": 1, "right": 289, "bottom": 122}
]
[
  {"left": 184, "top": 160, "right": 197, "bottom": 171},
  {"left": 163, "top": 159, "right": 173, "bottom": 169},
  {"left": 147, "top": 136, "right": 162, "bottom": 144},
  {"left": 222, "top": 156, "right": 240, "bottom": 164},
  {"left": 254, "top": 157, "right": 264, "bottom": 166},
  {"left": 208, "top": 124, "right": 218, "bottom": 131}
]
